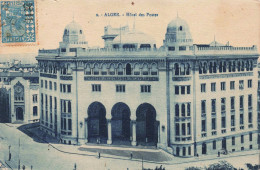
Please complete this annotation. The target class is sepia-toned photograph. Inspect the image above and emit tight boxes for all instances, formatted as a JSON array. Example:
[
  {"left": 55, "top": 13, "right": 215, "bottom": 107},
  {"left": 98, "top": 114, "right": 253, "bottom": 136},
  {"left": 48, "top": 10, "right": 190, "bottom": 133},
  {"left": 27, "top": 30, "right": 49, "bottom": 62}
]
[{"left": 0, "top": 0, "right": 259, "bottom": 169}]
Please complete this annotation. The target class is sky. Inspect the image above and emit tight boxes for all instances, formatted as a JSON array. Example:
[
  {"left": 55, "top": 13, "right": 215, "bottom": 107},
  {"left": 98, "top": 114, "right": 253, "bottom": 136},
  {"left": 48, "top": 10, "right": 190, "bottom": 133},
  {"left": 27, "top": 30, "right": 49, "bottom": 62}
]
[{"left": 0, "top": 0, "right": 259, "bottom": 60}]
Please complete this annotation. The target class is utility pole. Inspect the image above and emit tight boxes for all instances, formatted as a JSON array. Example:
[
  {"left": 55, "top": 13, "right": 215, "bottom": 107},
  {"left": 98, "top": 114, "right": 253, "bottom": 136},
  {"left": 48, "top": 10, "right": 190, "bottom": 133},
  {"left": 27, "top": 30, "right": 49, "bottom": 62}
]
[
  {"left": 18, "top": 137, "right": 20, "bottom": 170},
  {"left": 141, "top": 156, "right": 143, "bottom": 170}
]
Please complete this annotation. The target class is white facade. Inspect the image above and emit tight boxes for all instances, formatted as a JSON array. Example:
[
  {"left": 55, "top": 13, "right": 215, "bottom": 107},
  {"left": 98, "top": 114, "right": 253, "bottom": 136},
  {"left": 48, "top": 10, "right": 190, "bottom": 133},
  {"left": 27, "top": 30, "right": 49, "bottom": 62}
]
[{"left": 36, "top": 17, "right": 259, "bottom": 157}]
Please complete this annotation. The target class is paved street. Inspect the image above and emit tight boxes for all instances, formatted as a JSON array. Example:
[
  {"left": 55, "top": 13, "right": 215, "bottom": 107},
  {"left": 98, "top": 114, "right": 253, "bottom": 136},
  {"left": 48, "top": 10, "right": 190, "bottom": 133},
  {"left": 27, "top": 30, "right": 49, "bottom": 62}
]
[{"left": 0, "top": 123, "right": 259, "bottom": 170}]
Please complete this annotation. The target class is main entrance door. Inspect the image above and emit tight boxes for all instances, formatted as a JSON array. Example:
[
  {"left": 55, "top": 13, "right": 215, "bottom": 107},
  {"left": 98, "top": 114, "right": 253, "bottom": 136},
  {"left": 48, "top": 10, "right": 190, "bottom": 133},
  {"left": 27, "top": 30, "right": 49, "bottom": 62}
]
[
  {"left": 87, "top": 102, "right": 107, "bottom": 143},
  {"left": 136, "top": 103, "right": 158, "bottom": 145},
  {"left": 16, "top": 107, "right": 24, "bottom": 120},
  {"left": 111, "top": 102, "right": 131, "bottom": 144}
]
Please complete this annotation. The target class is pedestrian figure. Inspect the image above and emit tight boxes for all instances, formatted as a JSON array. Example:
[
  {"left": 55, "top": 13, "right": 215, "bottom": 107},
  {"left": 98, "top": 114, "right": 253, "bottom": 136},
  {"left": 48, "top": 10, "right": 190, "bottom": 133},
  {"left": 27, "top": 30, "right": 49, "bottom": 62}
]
[
  {"left": 130, "top": 152, "right": 133, "bottom": 159},
  {"left": 218, "top": 151, "right": 220, "bottom": 157},
  {"left": 97, "top": 152, "right": 100, "bottom": 159},
  {"left": 196, "top": 153, "right": 199, "bottom": 157},
  {"left": 22, "top": 165, "right": 25, "bottom": 170},
  {"left": 8, "top": 153, "right": 11, "bottom": 161}
]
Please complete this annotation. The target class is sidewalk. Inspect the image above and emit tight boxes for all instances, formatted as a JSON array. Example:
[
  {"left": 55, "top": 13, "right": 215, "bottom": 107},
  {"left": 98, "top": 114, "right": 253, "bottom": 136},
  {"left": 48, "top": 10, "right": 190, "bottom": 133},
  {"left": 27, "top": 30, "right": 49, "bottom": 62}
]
[{"left": 13, "top": 123, "right": 260, "bottom": 165}]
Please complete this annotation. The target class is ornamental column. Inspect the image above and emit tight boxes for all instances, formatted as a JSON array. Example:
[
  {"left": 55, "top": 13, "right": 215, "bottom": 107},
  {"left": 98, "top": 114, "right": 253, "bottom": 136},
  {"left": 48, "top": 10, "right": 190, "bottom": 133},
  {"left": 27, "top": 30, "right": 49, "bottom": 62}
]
[
  {"left": 131, "top": 120, "right": 137, "bottom": 146},
  {"left": 107, "top": 119, "right": 112, "bottom": 144}
]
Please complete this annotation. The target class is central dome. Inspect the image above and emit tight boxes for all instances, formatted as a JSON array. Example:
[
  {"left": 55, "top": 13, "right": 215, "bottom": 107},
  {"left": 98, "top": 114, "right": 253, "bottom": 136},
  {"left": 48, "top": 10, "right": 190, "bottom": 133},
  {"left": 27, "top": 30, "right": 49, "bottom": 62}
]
[
  {"left": 113, "top": 30, "right": 156, "bottom": 46},
  {"left": 62, "top": 20, "right": 86, "bottom": 44}
]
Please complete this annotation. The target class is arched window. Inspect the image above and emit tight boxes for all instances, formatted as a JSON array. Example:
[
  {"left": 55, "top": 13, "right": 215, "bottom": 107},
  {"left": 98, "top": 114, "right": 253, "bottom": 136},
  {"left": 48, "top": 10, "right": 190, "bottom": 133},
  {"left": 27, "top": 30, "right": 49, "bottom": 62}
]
[
  {"left": 175, "top": 63, "right": 180, "bottom": 75},
  {"left": 180, "top": 64, "right": 185, "bottom": 75},
  {"left": 186, "top": 63, "right": 190, "bottom": 75},
  {"left": 126, "top": 63, "right": 132, "bottom": 75},
  {"left": 203, "top": 62, "right": 207, "bottom": 74},
  {"left": 241, "top": 61, "right": 245, "bottom": 71},
  {"left": 182, "top": 147, "right": 186, "bottom": 156},
  {"left": 151, "top": 63, "right": 158, "bottom": 75},
  {"left": 142, "top": 63, "right": 149, "bottom": 75},
  {"left": 85, "top": 64, "right": 91, "bottom": 75},
  {"left": 209, "top": 62, "right": 213, "bottom": 73},
  {"left": 223, "top": 61, "right": 226, "bottom": 72},
  {"left": 118, "top": 64, "right": 123, "bottom": 75},
  {"left": 133, "top": 63, "right": 140, "bottom": 75},
  {"left": 237, "top": 61, "right": 241, "bottom": 72},
  {"left": 33, "top": 106, "right": 38, "bottom": 116},
  {"left": 93, "top": 64, "right": 99, "bottom": 75},
  {"left": 213, "top": 62, "right": 217, "bottom": 73},
  {"left": 109, "top": 64, "right": 115, "bottom": 75},
  {"left": 179, "top": 26, "right": 183, "bottom": 31},
  {"left": 199, "top": 63, "right": 202, "bottom": 74},
  {"left": 181, "top": 104, "right": 185, "bottom": 117},
  {"left": 176, "top": 147, "right": 180, "bottom": 156},
  {"left": 245, "top": 60, "right": 249, "bottom": 71},
  {"left": 202, "top": 143, "right": 207, "bottom": 154},
  {"left": 232, "top": 61, "right": 236, "bottom": 72},
  {"left": 187, "top": 103, "right": 190, "bottom": 116},
  {"left": 175, "top": 104, "right": 179, "bottom": 117},
  {"left": 219, "top": 62, "right": 223, "bottom": 73},
  {"left": 101, "top": 64, "right": 107, "bottom": 75},
  {"left": 228, "top": 61, "right": 232, "bottom": 72},
  {"left": 249, "top": 60, "right": 253, "bottom": 71}
]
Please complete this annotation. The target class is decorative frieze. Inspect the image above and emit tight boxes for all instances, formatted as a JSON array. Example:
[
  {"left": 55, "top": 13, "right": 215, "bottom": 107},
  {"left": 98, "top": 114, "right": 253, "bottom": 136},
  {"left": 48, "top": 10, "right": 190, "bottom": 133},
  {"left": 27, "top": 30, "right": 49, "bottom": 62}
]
[
  {"left": 199, "top": 72, "right": 253, "bottom": 79},
  {"left": 40, "top": 73, "right": 57, "bottom": 79},
  {"left": 84, "top": 76, "right": 159, "bottom": 81},
  {"left": 172, "top": 77, "right": 191, "bottom": 81},
  {"left": 60, "top": 76, "right": 73, "bottom": 80}
]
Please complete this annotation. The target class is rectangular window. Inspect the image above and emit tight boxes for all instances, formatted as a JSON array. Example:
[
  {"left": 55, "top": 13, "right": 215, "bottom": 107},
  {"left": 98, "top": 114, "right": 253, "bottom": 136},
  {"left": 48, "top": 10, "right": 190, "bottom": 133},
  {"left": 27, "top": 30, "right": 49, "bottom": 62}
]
[
  {"left": 249, "top": 133, "right": 252, "bottom": 141},
  {"left": 116, "top": 84, "right": 126, "bottom": 92},
  {"left": 181, "top": 86, "right": 185, "bottom": 94},
  {"left": 187, "top": 86, "right": 190, "bottom": 94},
  {"left": 201, "top": 84, "right": 206, "bottom": 93},
  {"left": 68, "top": 119, "right": 72, "bottom": 131},
  {"left": 67, "top": 85, "right": 71, "bottom": 93},
  {"left": 201, "top": 100, "right": 206, "bottom": 114},
  {"left": 175, "top": 124, "right": 179, "bottom": 136},
  {"left": 211, "top": 83, "right": 216, "bottom": 92},
  {"left": 231, "top": 97, "right": 235, "bottom": 110},
  {"left": 248, "top": 94, "right": 252, "bottom": 108},
  {"left": 49, "top": 81, "right": 52, "bottom": 90},
  {"left": 201, "top": 120, "right": 206, "bottom": 132},
  {"left": 230, "top": 81, "right": 235, "bottom": 90},
  {"left": 182, "top": 123, "right": 186, "bottom": 135},
  {"left": 92, "top": 84, "right": 101, "bottom": 92},
  {"left": 248, "top": 112, "right": 252, "bottom": 124},
  {"left": 141, "top": 85, "right": 151, "bottom": 93},
  {"left": 187, "top": 123, "right": 191, "bottom": 135},
  {"left": 211, "top": 99, "right": 216, "bottom": 113},
  {"left": 179, "top": 46, "right": 186, "bottom": 51},
  {"left": 221, "top": 98, "right": 226, "bottom": 112},
  {"left": 33, "top": 94, "right": 38, "bottom": 103},
  {"left": 232, "top": 137, "right": 235, "bottom": 145},
  {"left": 213, "top": 140, "right": 216, "bottom": 150},
  {"left": 54, "top": 82, "right": 57, "bottom": 91},
  {"left": 175, "top": 86, "right": 179, "bottom": 95},
  {"left": 221, "top": 117, "right": 226, "bottom": 128},
  {"left": 241, "top": 135, "right": 244, "bottom": 143},
  {"left": 240, "top": 96, "right": 244, "bottom": 109},
  {"left": 212, "top": 118, "right": 216, "bottom": 130},
  {"left": 240, "top": 114, "right": 244, "bottom": 125},
  {"left": 168, "top": 46, "right": 175, "bottom": 51},
  {"left": 45, "top": 80, "right": 48, "bottom": 89},
  {"left": 41, "top": 80, "right": 43, "bottom": 88},
  {"left": 231, "top": 115, "right": 235, "bottom": 126},
  {"left": 248, "top": 79, "right": 252, "bottom": 88},
  {"left": 239, "top": 80, "right": 244, "bottom": 90},
  {"left": 60, "top": 84, "right": 62, "bottom": 92},
  {"left": 63, "top": 84, "right": 66, "bottom": 93},
  {"left": 221, "top": 82, "right": 226, "bottom": 91}
]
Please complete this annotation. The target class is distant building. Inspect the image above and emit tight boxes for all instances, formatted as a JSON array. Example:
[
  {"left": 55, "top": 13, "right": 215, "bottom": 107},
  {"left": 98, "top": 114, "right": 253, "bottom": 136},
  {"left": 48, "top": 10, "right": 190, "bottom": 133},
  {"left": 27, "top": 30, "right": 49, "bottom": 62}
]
[
  {"left": 0, "top": 60, "right": 40, "bottom": 123},
  {"left": 37, "top": 17, "right": 259, "bottom": 157}
]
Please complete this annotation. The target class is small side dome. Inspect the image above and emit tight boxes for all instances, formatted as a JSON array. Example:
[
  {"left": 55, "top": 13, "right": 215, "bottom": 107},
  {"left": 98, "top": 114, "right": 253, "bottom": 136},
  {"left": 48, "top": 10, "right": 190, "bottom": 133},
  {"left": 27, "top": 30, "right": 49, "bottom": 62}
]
[{"left": 112, "top": 30, "right": 156, "bottom": 49}]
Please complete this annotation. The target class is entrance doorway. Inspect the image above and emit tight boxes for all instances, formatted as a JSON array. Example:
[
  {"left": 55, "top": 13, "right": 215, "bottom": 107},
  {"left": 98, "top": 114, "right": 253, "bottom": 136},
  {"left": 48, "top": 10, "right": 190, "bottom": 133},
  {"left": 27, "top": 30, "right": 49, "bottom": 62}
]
[{"left": 16, "top": 107, "right": 24, "bottom": 120}]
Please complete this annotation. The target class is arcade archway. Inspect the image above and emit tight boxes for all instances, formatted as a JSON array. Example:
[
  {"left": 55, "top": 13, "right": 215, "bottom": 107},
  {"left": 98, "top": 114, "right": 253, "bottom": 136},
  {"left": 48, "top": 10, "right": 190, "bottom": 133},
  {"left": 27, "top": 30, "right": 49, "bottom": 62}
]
[
  {"left": 16, "top": 107, "right": 24, "bottom": 121},
  {"left": 136, "top": 103, "right": 158, "bottom": 145},
  {"left": 111, "top": 102, "right": 131, "bottom": 143},
  {"left": 87, "top": 102, "right": 107, "bottom": 143}
]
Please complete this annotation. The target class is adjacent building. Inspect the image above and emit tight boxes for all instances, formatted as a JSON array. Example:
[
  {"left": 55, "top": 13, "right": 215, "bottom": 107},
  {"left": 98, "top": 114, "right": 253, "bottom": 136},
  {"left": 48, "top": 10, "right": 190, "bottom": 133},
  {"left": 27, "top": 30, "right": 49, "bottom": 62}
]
[
  {"left": 36, "top": 17, "right": 259, "bottom": 157},
  {"left": 0, "top": 60, "right": 40, "bottom": 123}
]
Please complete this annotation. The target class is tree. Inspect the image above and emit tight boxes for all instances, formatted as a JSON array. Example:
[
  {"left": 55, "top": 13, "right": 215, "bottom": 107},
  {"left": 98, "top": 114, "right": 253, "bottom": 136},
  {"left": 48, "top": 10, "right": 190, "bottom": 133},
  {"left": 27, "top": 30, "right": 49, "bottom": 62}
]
[
  {"left": 206, "top": 161, "right": 234, "bottom": 170},
  {"left": 185, "top": 167, "right": 202, "bottom": 170}
]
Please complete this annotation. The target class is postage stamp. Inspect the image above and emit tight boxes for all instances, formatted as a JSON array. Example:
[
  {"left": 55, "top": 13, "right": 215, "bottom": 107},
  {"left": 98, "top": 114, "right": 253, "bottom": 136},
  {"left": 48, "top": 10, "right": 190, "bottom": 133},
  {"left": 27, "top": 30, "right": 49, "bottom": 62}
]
[{"left": 0, "top": 0, "right": 37, "bottom": 45}]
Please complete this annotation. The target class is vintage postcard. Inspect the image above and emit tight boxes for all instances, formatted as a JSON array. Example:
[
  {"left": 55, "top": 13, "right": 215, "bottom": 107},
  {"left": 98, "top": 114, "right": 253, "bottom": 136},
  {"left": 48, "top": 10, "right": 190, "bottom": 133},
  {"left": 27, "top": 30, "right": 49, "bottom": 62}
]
[{"left": 0, "top": 0, "right": 259, "bottom": 170}]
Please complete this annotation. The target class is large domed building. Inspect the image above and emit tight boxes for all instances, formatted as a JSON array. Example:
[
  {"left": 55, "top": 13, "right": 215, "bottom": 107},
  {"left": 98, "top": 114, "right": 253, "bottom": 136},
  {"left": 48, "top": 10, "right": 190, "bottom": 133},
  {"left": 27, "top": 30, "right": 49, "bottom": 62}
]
[{"left": 37, "top": 17, "right": 259, "bottom": 158}]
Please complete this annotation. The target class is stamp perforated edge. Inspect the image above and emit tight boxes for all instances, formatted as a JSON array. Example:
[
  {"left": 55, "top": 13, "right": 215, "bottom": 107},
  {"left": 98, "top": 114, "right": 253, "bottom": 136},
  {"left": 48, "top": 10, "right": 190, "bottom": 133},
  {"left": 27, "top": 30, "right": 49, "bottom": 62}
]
[{"left": 0, "top": 0, "right": 39, "bottom": 47}]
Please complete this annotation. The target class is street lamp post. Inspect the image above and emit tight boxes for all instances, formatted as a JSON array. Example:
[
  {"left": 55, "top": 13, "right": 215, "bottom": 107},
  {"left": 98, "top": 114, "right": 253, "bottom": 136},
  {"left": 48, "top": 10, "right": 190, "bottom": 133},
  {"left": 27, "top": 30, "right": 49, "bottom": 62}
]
[{"left": 8, "top": 145, "right": 11, "bottom": 161}]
